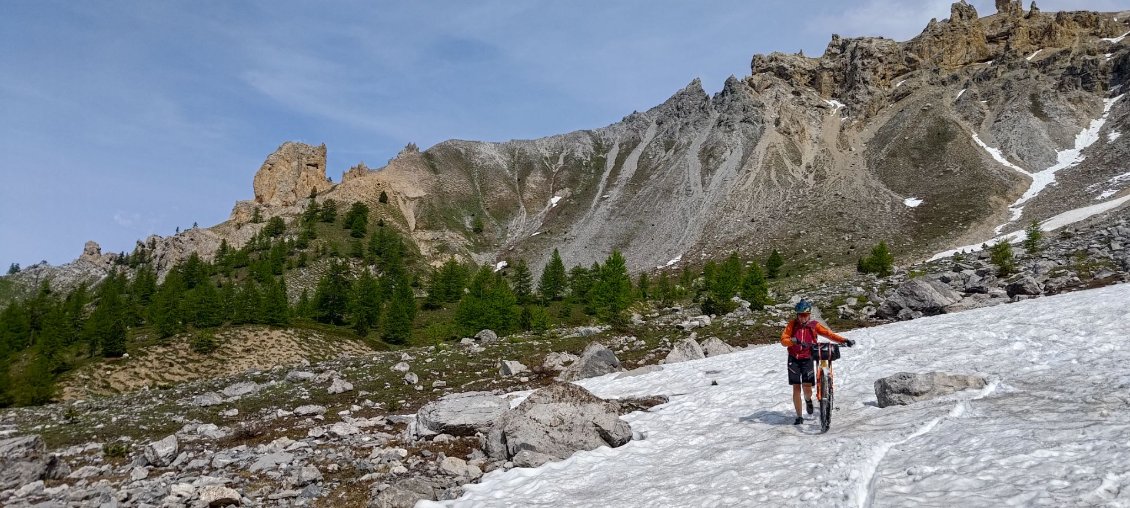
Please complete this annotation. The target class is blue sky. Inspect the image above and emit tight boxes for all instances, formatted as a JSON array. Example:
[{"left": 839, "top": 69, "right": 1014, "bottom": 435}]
[{"left": 0, "top": 0, "right": 1122, "bottom": 267}]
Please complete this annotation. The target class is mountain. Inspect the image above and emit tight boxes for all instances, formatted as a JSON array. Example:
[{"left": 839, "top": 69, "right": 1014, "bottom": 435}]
[
  {"left": 7, "top": 1, "right": 1130, "bottom": 295},
  {"left": 428, "top": 282, "right": 1130, "bottom": 507}
]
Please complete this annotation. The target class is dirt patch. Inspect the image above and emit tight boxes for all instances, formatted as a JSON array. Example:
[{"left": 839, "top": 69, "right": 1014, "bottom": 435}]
[{"left": 58, "top": 327, "right": 374, "bottom": 400}]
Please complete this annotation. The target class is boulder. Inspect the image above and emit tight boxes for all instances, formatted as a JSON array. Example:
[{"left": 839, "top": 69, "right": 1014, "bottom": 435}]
[
  {"left": 0, "top": 435, "right": 56, "bottom": 491},
  {"left": 542, "top": 352, "right": 579, "bottom": 372},
  {"left": 664, "top": 338, "right": 705, "bottom": 363},
  {"left": 193, "top": 392, "right": 224, "bottom": 407},
  {"left": 286, "top": 371, "right": 316, "bottom": 382},
  {"left": 474, "top": 329, "right": 499, "bottom": 344},
  {"left": 1005, "top": 274, "right": 1043, "bottom": 297},
  {"left": 875, "top": 372, "right": 988, "bottom": 408},
  {"left": 404, "top": 372, "right": 419, "bottom": 385},
  {"left": 373, "top": 478, "right": 438, "bottom": 508},
  {"left": 415, "top": 392, "right": 509, "bottom": 437},
  {"left": 498, "top": 360, "right": 528, "bottom": 377},
  {"left": 486, "top": 383, "right": 632, "bottom": 468},
  {"left": 199, "top": 485, "right": 242, "bottom": 507},
  {"left": 145, "top": 434, "right": 179, "bottom": 468},
  {"left": 293, "top": 405, "right": 327, "bottom": 417},
  {"left": 559, "top": 342, "right": 623, "bottom": 381},
  {"left": 327, "top": 378, "right": 354, "bottom": 394},
  {"left": 879, "top": 278, "right": 963, "bottom": 318},
  {"left": 700, "top": 337, "right": 736, "bottom": 357},
  {"left": 221, "top": 381, "right": 260, "bottom": 398},
  {"left": 392, "top": 362, "right": 411, "bottom": 373},
  {"left": 438, "top": 456, "right": 469, "bottom": 477}
]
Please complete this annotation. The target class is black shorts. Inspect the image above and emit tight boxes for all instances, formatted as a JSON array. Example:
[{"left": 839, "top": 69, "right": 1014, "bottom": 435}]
[{"left": 787, "top": 355, "right": 815, "bottom": 385}]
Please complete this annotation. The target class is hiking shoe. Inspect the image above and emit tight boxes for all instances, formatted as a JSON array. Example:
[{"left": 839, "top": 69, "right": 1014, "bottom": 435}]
[
  {"left": 806, "top": 399, "right": 814, "bottom": 415},
  {"left": 793, "top": 416, "right": 804, "bottom": 425}
]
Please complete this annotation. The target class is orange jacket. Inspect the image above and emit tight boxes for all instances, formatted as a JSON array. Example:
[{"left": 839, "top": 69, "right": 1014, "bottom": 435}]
[{"left": 780, "top": 318, "right": 847, "bottom": 358}]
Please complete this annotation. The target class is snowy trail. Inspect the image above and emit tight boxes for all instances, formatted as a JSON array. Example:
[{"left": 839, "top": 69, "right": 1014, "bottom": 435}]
[{"left": 426, "top": 284, "right": 1130, "bottom": 507}]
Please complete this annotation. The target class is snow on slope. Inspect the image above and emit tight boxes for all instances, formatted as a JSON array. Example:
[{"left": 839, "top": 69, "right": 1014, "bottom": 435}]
[{"left": 426, "top": 283, "right": 1130, "bottom": 507}]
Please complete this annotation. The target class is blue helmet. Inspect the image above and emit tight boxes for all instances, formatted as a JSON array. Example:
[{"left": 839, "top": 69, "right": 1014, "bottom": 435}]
[{"left": 794, "top": 299, "right": 812, "bottom": 314}]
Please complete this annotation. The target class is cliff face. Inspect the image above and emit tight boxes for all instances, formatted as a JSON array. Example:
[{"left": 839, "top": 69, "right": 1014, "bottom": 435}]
[{"left": 13, "top": 2, "right": 1130, "bottom": 294}]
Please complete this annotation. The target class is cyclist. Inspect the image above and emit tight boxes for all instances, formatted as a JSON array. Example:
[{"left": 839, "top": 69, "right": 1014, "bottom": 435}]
[{"left": 780, "top": 299, "right": 854, "bottom": 425}]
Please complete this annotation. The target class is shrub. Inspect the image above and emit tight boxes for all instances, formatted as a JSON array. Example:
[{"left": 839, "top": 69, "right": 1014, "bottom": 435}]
[
  {"left": 190, "top": 330, "right": 218, "bottom": 355},
  {"left": 989, "top": 241, "right": 1015, "bottom": 276}
]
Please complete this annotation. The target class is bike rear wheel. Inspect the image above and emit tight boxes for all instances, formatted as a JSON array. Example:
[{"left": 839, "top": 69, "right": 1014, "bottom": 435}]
[{"left": 818, "top": 368, "right": 834, "bottom": 433}]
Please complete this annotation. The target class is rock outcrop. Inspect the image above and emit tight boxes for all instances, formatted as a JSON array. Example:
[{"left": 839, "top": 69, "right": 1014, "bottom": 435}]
[
  {"left": 559, "top": 343, "right": 623, "bottom": 381},
  {"left": 874, "top": 372, "right": 989, "bottom": 407},
  {"left": 252, "top": 142, "right": 332, "bottom": 207},
  {"left": 415, "top": 392, "right": 509, "bottom": 437},
  {"left": 485, "top": 383, "right": 632, "bottom": 468}
]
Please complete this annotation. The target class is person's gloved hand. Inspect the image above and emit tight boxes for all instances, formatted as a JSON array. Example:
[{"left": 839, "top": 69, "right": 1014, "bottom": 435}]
[
  {"left": 843, "top": 339, "right": 856, "bottom": 347},
  {"left": 792, "top": 339, "right": 806, "bottom": 347}
]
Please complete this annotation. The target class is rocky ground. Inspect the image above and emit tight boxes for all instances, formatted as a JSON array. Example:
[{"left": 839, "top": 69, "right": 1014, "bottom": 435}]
[{"left": 2, "top": 205, "right": 1128, "bottom": 507}]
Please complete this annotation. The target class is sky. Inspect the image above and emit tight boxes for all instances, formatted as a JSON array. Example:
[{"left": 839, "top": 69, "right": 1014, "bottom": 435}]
[{"left": 0, "top": 0, "right": 1123, "bottom": 267}]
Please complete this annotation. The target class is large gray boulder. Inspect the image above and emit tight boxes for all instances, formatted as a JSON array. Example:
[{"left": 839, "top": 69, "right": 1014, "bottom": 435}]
[
  {"left": 701, "top": 337, "right": 737, "bottom": 357},
  {"left": 415, "top": 391, "right": 509, "bottom": 437},
  {"left": 879, "top": 278, "right": 963, "bottom": 318},
  {"left": 1005, "top": 274, "right": 1043, "bottom": 297},
  {"left": 485, "top": 383, "right": 632, "bottom": 468},
  {"left": 474, "top": 329, "right": 499, "bottom": 344},
  {"left": 559, "top": 342, "right": 622, "bottom": 381},
  {"left": 372, "top": 478, "right": 439, "bottom": 508},
  {"left": 875, "top": 372, "right": 988, "bottom": 408},
  {"left": 664, "top": 338, "right": 705, "bottom": 364},
  {"left": 0, "top": 435, "right": 67, "bottom": 491},
  {"left": 145, "top": 434, "right": 179, "bottom": 467}
]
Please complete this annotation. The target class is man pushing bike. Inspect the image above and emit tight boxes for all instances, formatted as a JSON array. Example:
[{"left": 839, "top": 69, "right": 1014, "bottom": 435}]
[{"left": 781, "top": 299, "right": 854, "bottom": 425}]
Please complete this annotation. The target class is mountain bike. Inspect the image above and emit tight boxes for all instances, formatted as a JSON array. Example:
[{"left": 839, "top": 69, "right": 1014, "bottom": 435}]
[{"left": 806, "top": 342, "right": 843, "bottom": 433}]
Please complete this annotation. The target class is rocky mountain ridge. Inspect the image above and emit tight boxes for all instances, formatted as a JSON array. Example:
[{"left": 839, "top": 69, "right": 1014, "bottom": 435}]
[{"left": 8, "top": 1, "right": 1130, "bottom": 298}]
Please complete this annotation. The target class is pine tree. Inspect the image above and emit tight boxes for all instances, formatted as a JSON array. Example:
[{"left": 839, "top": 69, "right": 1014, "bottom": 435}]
[
  {"left": 6, "top": 263, "right": 18, "bottom": 275},
  {"left": 537, "top": 248, "right": 567, "bottom": 302},
  {"left": 455, "top": 267, "right": 517, "bottom": 337},
  {"left": 187, "top": 280, "right": 223, "bottom": 328},
  {"left": 379, "top": 190, "right": 389, "bottom": 204},
  {"left": 424, "top": 258, "right": 468, "bottom": 309},
  {"left": 741, "top": 261, "right": 770, "bottom": 310},
  {"left": 509, "top": 259, "right": 533, "bottom": 304},
  {"left": 251, "top": 207, "right": 262, "bottom": 224},
  {"left": 101, "top": 319, "right": 127, "bottom": 358},
  {"left": 344, "top": 201, "right": 370, "bottom": 238},
  {"left": 296, "top": 289, "right": 312, "bottom": 320},
  {"left": 264, "top": 216, "right": 286, "bottom": 237},
  {"left": 990, "top": 241, "right": 1016, "bottom": 276},
  {"left": 382, "top": 272, "right": 416, "bottom": 344},
  {"left": 149, "top": 271, "right": 185, "bottom": 338},
  {"left": 302, "top": 199, "right": 320, "bottom": 224},
  {"left": 702, "top": 254, "right": 742, "bottom": 315},
  {"left": 1024, "top": 220, "right": 1042, "bottom": 255},
  {"left": 314, "top": 260, "right": 350, "bottom": 325},
  {"left": 234, "top": 278, "right": 263, "bottom": 325},
  {"left": 656, "top": 272, "right": 674, "bottom": 307},
  {"left": 319, "top": 199, "right": 338, "bottom": 223},
  {"left": 568, "top": 265, "right": 593, "bottom": 302},
  {"left": 592, "top": 251, "right": 633, "bottom": 325},
  {"left": 262, "top": 277, "right": 290, "bottom": 326},
  {"left": 350, "top": 270, "right": 381, "bottom": 336},
  {"left": 636, "top": 272, "right": 651, "bottom": 301},
  {"left": 765, "top": 249, "right": 784, "bottom": 279}
]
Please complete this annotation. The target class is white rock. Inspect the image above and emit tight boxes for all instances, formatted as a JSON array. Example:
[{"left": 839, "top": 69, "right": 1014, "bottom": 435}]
[
  {"left": 404, "top": 372, "right": 419, "bottom": 385},
  {"left": 199, "top": 485, "right": 242, "bottom": 506},
  {"left": 327, "top": 378, "right": 354, "bottom": 394},
  {"left": 294, "top": 405, "right": 327, "bottom": 416},
  {"left": 130, "top": 466, "right": 149, "bottom": 481},
  {"left": 439, "top": 456, "right": 469, "bottom": 477},
  {"left": 498, "top": 360, "right": 528, "bottom": 377},
  {"left": 221, "top": 381, "right": 260, "bottom": 398},
  {"left": 392, "top": 362, "right": 411, "bottom": 373},
  {"left": 144, "top": 434, "right": 179, "bottom": 467}
]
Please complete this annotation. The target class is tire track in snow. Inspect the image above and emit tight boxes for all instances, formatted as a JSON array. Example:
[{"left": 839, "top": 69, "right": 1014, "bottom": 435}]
[{"left": 857, "top": 380, "right": 1000, "bottom": 507}]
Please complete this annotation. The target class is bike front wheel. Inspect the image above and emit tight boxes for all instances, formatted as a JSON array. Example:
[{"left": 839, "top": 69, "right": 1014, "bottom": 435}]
[{"left": 818, "top": 368, "right": 834, "bottom": 433}]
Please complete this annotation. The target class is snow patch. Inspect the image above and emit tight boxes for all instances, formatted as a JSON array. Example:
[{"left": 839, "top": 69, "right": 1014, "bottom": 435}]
[
  {"left": 550, "top": 196, "right": 563, "bottom": 208},
  {"left": 530, "top": 231, "right": 542, "bottom": 237},
  {"left": 429, "top": 284, "right": 1130, "bottom": 507},
  {"left": 1110, "top": 131, "right": 1122, "bottom": 143},
  {"left": 970, "top": 133, "right": 1028, "bottom": 175},
  {"left": 903, "top": 197, "right": 923, "bottom": 207},
  {"left": 894, "top": 79, "right": 907, "bottom": 88},
  {"left": 1026, "top": 49, "right": 1042, "bottom": 61},
  {"left": 658, "top": 255, "right": 682, "bottom": 269},
  {"left": 1102, "top": 31, "right": 1129, "bottom": 44},
  {"left": 956, "top": 88, "right": 967, "bottom": 100},
  {"left": 1090, "top": 171, "right": 1130, "bottom": 200},
  {"left": 824, "top": 99, "right": 846, "bottom": 110},
  {"left": 493, "top": 261, "right": 508, "bottom": 272}
]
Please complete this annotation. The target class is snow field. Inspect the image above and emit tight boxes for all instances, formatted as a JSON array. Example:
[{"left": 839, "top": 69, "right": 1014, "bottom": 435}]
[{"left": 429, "top": 284, "right": 1130, "bottom": 507}]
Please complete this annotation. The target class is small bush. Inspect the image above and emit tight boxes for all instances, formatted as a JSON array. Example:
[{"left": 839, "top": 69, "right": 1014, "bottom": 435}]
[
  {"left": 103, "top": 442, "right": 130, "bottom": 458},
  {"left": 190, "top": 331, "right": 218, "bottom": 355}
]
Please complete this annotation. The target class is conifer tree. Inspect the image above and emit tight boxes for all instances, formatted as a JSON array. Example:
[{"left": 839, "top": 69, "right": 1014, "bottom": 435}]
[
  {"left": 455, "top": 267, "right": 517, "bottom": 336},
  {"left": 344, "top": 201, "right": 370, "bottom": 238},
  {"left": 568, "top": 265, "right": 593, "bottom": 303},
  {"left": 262, "top": 277, "right": 290, "bottom": 326},
  {"left": 187, "top": 280, "right": 223, "bottom": 328},
  {"left": 379, "top": 190, "right": 389, "bottom": 204},
  {"left": 149, "top": 271, "right": 185, "bottom": 338},
  {"left": 350, "top": 270, "right": 381, "bottom": 336},
  {"left": 234, "top": 278, "right": 263, "bottom": 325},
  {"left": 990, "top": 241, "right": 1016, "bottom": 276},
  {"left": 296, "top": 289, "right": 312, "bottom": 320},
  {"left": 424, "top": 258, "right": 468, "bottom": 309},
  {"left": 741, "top": 261, "right": 770, "bottom": 310},
  {"left": 592, "top": 251, "right": 633, "bottom": 324},
  {"left": 636, "top": 272, "right": 651, "bottom": 301},
  {"left": 264, "top": 216, "right": 286, "bottom": 237},
  {"left": 302, "top": 199, "right": 320, "bottom": 224},
  {"left": 7, "top": 263, "right": 19, "bottom": 275},
  {"left": 314, "top": 260, "right": 350, "bottom": 325},
  {"left": 319, "top": 199, "right": 338, "bottom": 223},
  {"left": 382, "top": 271, "right": 416, "bottom": 344},
  {"left": 703, "top": 254, "right": 742, "bottom": 315},
  {"left": 509, "top": 259, "right": 533, "bottom": 304},
  {"left": 537, "top": 249, "right": 567, "bottom": 302},
  {"left": 765, "top": 249, "right": 784, "bottom": 279},
  {"left": 656, "top": 272, "right": 674, "bottom": 307},
  {"left": 1024, "top": 220, "right": 1042, "bottom": 255}
]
